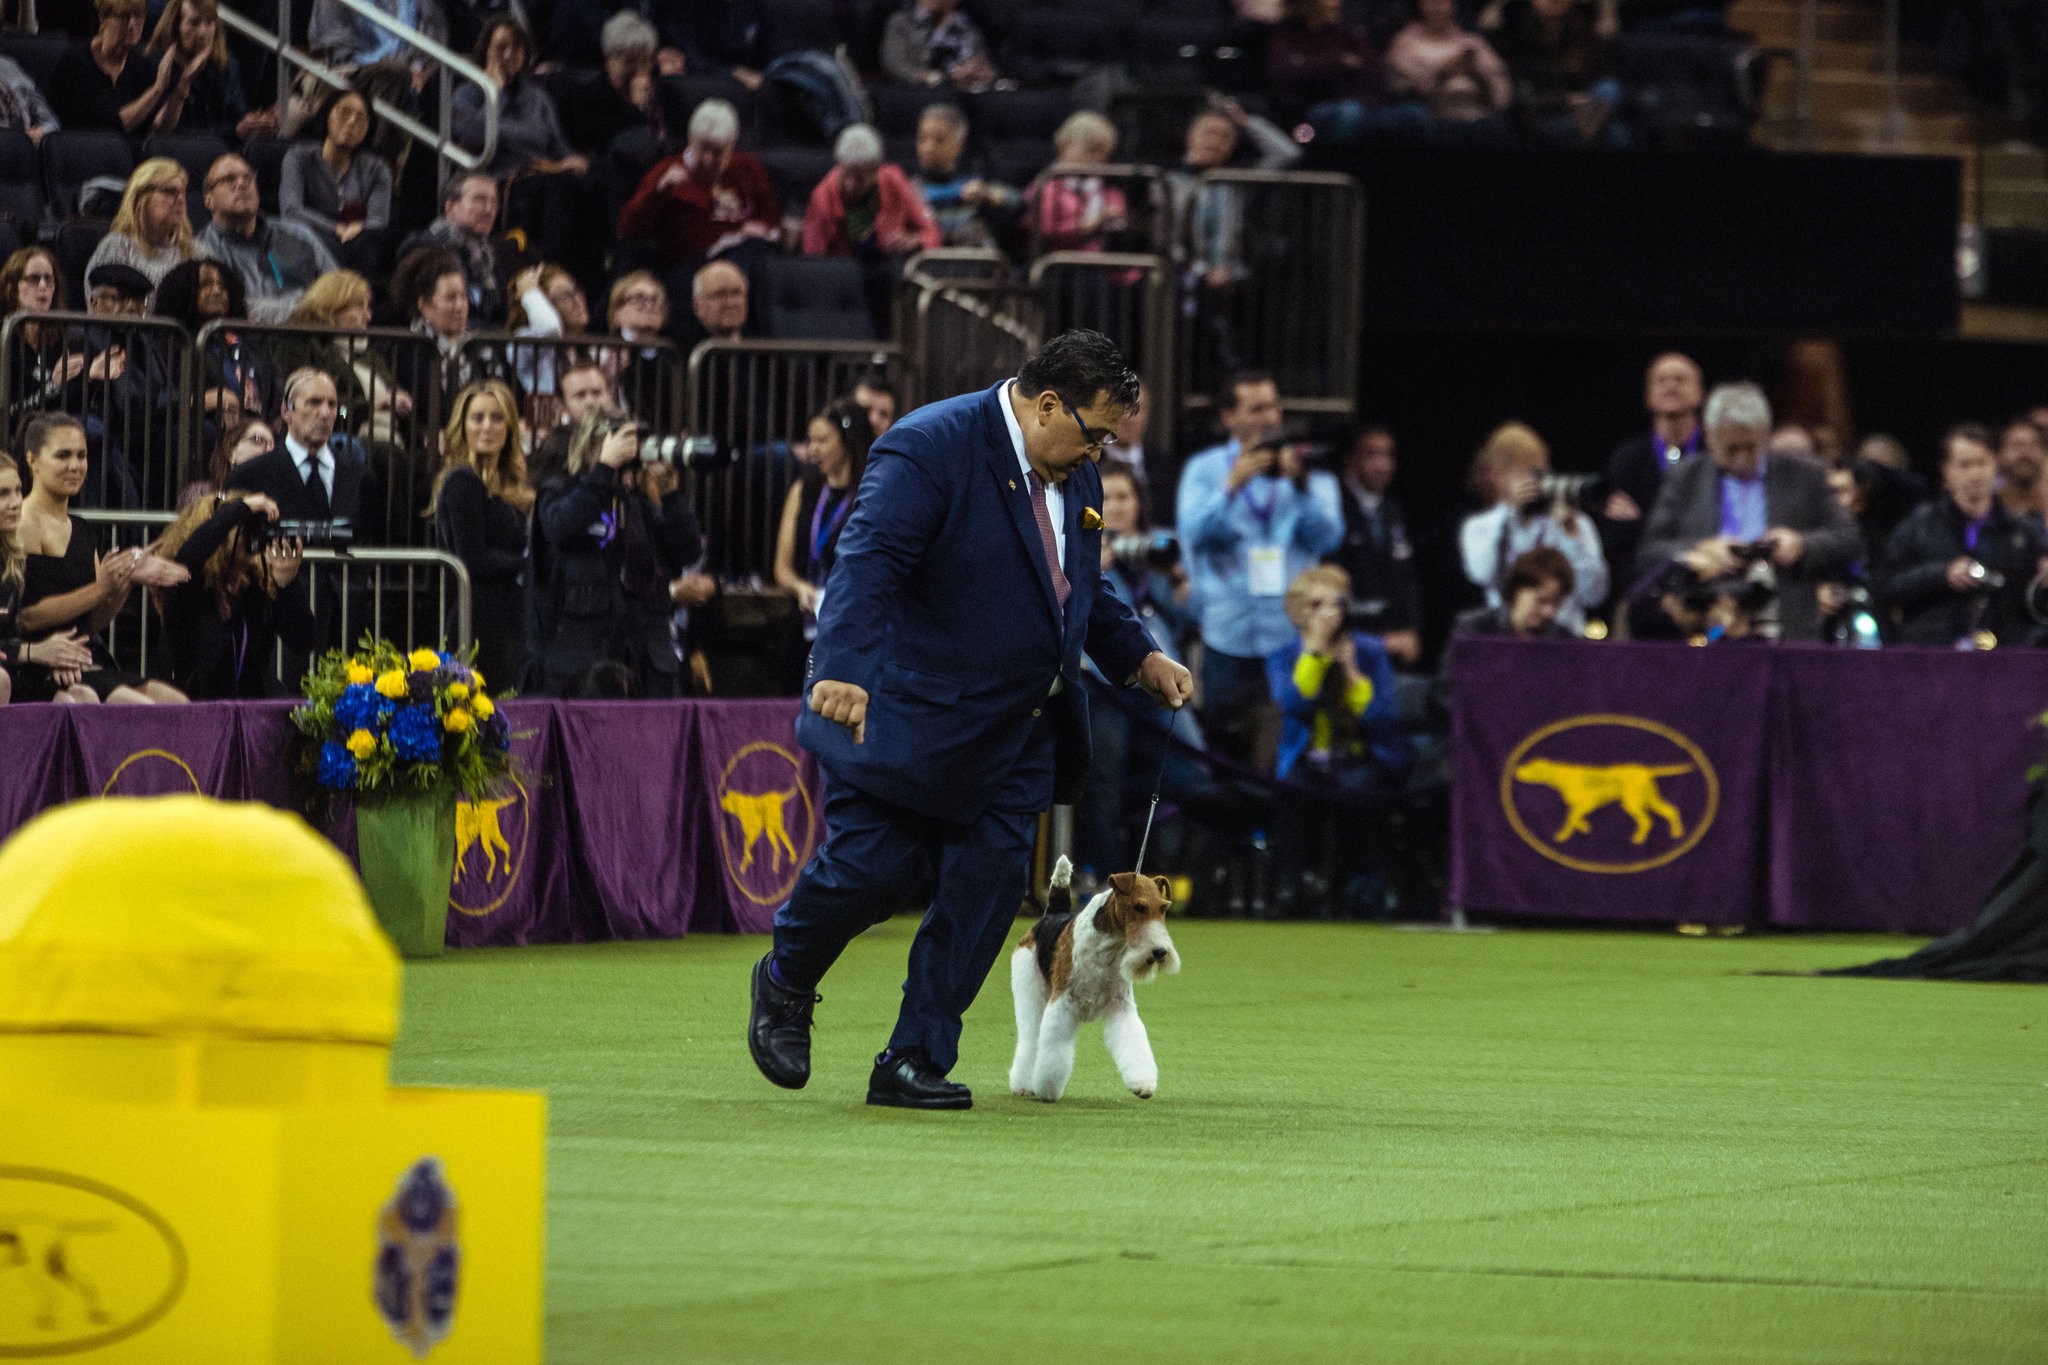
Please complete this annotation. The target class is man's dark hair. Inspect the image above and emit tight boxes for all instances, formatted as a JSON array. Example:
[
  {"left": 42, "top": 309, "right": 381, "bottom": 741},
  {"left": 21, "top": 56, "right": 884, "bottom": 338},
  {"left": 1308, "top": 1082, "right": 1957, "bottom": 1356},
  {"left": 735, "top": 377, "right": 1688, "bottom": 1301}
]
[
  {"left": 1945, "top": 422, "right": 1997, "bottom": 457},
  {"left": 1216, "top": 369, "right": 1276, "bottom": 414},
  {"left": 1506, "top": 546, "right": 1574, "bottom": 600},
  {"left": 1016, "top": 330, "right": 1139, "bottom": 411},
  {"left": 392, "top": 246, "right": 465, "bottom": 314},
  {"left": 853, "top": 366, "right": 895, "bottom": 401},
  {"left": 441, "top": 169, "right": 498, "bottom": 210},
  {"left": 1352, "top": 422, "right": 1393, "bottom": 446}
]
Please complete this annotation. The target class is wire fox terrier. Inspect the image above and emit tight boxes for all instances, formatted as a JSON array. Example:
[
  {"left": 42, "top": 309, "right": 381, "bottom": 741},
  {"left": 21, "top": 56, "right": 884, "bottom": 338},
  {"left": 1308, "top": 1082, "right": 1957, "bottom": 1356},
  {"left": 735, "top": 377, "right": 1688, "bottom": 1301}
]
[{"left": 1010, "top": 856, "right": 1180, "bottom": 1102}]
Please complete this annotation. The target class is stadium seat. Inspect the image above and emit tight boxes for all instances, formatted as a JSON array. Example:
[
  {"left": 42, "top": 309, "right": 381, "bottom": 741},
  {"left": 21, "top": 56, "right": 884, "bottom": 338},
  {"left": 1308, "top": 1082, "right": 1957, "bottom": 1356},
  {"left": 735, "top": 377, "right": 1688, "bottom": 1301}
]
[
  {"left": 240, "top": 136, "right": 295, "bottom": 217},
  {"left": 142, "top": 132, "right": 231, "bottom": 223},
  {"left": 758, "top": 255, "right": 875, "bottom": 340},
  {"left": 1130, "top": 14, "right": 1227, "bottom": 82},
  {"left": 971, "top": 89, "right": 1075, "bottom": 146},
  {"left": 604, "top": 126, "right": 667, "bottom": 218},
  {"left": 871, "top": 84, "right": 943, "bottom": 139},
  {"left": 766, "top": 0, "right": 843, "bottom": 56},
  {"left": 42, "top": 131, "right": 135, "bottom": 219},
  {"left": 0, "top": 129, "right": 45, "bottom": 241},
  {"left": 0, "top": 31, "right": 67, "bottom": 94},
  {"left": 657, "top": 76, "right": 762, "bottom": 149},
  {"left": 54, "top": 219, "right": 109, "bottom": 303},
  {"left": 0, "top": 218, "right": 26, "bottom": 263},
  {"left": 988, "top": 139, "right": 1054, "bottom": 189},
  {"left": 755, "top": 146, "right": 836, "bottom": 218},
  {"left": 1610, "top": 31, "right": 1763, "bottom": 148},
  {"left": 999, "top": 10, "right": 1125, "bottom": 83}
]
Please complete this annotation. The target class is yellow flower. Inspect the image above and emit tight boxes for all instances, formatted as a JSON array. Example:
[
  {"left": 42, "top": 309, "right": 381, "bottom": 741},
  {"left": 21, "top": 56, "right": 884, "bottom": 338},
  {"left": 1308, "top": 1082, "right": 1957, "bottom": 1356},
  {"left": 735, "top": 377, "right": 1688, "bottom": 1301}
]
[
  {"left": 471, "top": 694, "right": 494, "bottom": 720},
  {"left": 446, "top": 680, "right": 470, "bottom": 701},
  {"left": 443, "top": 708, "right": 474, "bottom": 734},
  {"left": 409, "top": 647, "right": 442, "bottom": 672},
  {"left": 374, "top": 669, "right": 408, "bottom": 699},
  {"left": 345, "top": 728, "right": 377, "bottom": 759},
  {"left": 345, "top": 661, "right": 374, "bottom": 686},
  {"left": 472, "top": 668, "right": 486, "bottom": 689}
]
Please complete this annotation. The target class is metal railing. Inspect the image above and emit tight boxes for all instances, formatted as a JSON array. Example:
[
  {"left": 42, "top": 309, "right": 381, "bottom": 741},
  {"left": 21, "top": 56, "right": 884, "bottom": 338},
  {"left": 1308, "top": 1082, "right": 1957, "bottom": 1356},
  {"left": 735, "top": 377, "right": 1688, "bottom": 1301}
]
[
  {"left": 486, "top": 332, "right": 685, "bottom": 436},
  {"left": 77, "top": 509, "right": 471, "bottom": 685},
  {"left": 1022, "top": 163, "right": 1173, "bottom": 258},
  {"left": 219, "top": 0, "right": 497, "bottom": 191},
  {"left": 901, "top": 278, "right": 1043, "bottom": 419},
  {"left": 1, "top": 312, "right": 201, "bottom": 510},
  {"left": 1031, "top": 252, "right": 1174, "bottom": 452},
  {"left": 683, "top": 339, "right": 901, "bottom": 579}
]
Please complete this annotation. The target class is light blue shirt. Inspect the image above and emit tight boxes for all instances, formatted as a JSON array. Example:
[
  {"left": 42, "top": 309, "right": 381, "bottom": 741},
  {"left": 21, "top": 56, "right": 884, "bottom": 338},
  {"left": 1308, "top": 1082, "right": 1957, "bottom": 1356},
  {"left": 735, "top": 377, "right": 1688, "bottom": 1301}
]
[
  {"left": 1720, "top": 460, "right": 1769, "bottom": 541},
  {"left": 1175, "top": 439, "right": 1345, "bottom": 659}
]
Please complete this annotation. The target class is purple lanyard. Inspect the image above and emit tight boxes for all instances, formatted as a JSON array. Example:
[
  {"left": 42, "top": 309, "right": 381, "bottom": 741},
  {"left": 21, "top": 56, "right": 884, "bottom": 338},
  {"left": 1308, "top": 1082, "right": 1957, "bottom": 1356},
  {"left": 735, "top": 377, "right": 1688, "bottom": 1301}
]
[
  {"left": 1964, "top": 517, "right": 1987, "bottom": 553},
  {"left": 229, "top": 617, "right": 249, "bottom": 684},
  {"left": 1653, "top": 428, "right": 1699, "bottom": 467},
  {"left": 1239, "top": 476, "right": 1278, "bottom": 534},
  {"left": 809, "top": 486, "right": 851, "bottom": 570}
]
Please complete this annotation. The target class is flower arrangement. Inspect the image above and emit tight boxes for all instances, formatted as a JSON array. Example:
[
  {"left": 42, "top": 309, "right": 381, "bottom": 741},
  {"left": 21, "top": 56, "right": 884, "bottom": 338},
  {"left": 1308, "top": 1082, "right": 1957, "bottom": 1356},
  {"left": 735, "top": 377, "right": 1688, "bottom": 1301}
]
[{"left": 291, "top": 638, "right": 513, "bottom": 805}]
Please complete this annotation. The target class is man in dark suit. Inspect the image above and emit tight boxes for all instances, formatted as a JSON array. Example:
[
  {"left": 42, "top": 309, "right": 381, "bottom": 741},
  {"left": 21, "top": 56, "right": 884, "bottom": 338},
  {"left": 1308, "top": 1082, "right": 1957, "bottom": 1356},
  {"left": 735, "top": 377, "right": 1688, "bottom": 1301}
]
[
  {"left": 1601, "top": 351, "right": 1703, "bottom": 604},
  {"left": 748, "top": 331, "right": 1194, "bottom": 1110},
  {"left": 1637, "top": 381, "right": 1862, "bottom": 641},
  {"left": 1326, "top": 425, "right": 1422, "bottom": 668}
]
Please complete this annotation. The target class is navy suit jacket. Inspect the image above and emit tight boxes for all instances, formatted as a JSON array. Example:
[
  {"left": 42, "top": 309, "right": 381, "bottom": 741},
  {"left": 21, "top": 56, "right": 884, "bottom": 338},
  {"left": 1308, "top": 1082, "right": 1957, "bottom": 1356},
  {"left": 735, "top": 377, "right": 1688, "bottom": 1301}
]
[{"left": 798, "top": 383, "right": 1159, "bottom": 822}]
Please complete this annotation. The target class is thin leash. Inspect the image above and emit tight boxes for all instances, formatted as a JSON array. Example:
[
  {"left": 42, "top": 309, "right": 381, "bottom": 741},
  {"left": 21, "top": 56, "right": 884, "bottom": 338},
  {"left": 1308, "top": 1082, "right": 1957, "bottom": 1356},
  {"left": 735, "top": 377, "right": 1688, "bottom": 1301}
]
[{"left": 1131, "top": 702, "right": 1183, "bottom": 876}]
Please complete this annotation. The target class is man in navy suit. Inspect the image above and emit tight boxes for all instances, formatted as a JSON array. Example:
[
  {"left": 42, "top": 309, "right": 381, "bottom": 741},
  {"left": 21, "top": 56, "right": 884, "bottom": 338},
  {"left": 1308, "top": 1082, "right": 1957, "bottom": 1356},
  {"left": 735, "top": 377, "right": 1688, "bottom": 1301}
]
[{"left": 747, "top": 331, "right": 1194, "bottom": 1110}]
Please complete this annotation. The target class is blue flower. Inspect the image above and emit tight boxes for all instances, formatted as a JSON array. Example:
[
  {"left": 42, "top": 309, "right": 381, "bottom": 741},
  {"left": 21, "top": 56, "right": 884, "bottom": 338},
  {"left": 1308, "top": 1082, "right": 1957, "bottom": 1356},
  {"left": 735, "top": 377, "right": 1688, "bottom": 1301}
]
[
  {"left": 481, "top": 709, "right": 511, "bottom": 752},
  {"left": 316, "top": 741, "right": 359, "bottom": 790},
  {"left": 389, "top": 704, "right": 443, "bottom": 763},
  {"left": 333, "top": 683, "right": 387, "bottom": 733}
]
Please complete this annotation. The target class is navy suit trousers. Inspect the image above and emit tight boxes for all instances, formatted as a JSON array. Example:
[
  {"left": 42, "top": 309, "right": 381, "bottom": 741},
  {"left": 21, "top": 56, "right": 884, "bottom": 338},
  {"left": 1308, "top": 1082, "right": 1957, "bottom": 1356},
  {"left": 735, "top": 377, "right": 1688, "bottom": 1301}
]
[{"left": 771, "top": 774, "right": 1041, "bottom": 1076}]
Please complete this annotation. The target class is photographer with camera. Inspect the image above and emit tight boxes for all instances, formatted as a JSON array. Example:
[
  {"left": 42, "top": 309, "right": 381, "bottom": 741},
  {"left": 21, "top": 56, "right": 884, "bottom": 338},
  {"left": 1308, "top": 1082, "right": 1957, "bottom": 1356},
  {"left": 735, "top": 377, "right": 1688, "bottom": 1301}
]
[
  {"left": 525, "top": 408, "right": 704, "bottom": 697},
  {"left": 1877, "top": 424, "right": 2047, "bottom": 649},
  {"left": 1176, "top": 371, "right": 1345, "bottom": 774},
  {"left": 1637, "top": 382, "right": 1860, "bottom": 642},
  {"left": 1458, "top": 422, "right": 1608, "bottom": 635},
  {"left": 152, "top": 489, "right": 315, "bottom": 698}
]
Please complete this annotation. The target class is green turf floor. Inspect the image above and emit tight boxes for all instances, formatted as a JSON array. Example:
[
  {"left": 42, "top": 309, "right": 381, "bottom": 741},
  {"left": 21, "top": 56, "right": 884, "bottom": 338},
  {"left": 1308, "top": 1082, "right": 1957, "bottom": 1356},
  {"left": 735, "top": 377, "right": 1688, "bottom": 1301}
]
[{"left": 391, "top": 922, "right": 2048, "bottom": 1364}]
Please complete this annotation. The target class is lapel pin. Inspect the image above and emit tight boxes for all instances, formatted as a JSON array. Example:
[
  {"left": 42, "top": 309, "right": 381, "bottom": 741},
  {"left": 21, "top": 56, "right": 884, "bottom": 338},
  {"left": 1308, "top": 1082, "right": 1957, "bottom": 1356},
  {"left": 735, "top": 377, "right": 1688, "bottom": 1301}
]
[{"left": 1008, "top": 478, "right": 1017, "bottom": 490}]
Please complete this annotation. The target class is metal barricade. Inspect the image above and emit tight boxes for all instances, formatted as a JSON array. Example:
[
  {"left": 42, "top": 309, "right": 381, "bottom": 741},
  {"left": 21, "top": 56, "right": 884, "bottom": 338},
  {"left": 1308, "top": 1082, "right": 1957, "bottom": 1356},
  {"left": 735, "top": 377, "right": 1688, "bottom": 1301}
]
[
  {"left": 196, "top": 319, "right": 449, "bottom": 549},
  {"left": 1171, "top": 170, "right": 1364, "bottom": 421},
  {"left": 683, "top": 340, "right": 902, "bottom": 579},
  {"left": 75, "top": 509, "right": 471, "bottom": 685},
  {"left": 902, "top": 279, "right": 1043, "bottom": 416},
  {"left": 470, "top": 331, "right": 684, "bottom": 438},
  {"left": 1021, "top": 163, "right": 1172, "bottom": 259},
  {"left": 1, "top": 311, "right": 198, "bottom": 512},
  {"left": 1030, "top": 252, "right": 1175, "bottom": 451}
]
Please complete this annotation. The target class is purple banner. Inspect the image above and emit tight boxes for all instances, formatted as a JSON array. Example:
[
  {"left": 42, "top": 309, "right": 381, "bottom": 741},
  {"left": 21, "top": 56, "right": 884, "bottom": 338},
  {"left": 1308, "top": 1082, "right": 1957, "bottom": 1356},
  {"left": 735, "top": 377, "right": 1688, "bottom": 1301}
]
[
  {"left": 1768, "top": 649, "right": 2048, "bottom": 933},
  {"left": 0, "top": 699, "right": 817, "bottom": 944},
  {"left": 1451, "top": 638, "right": 1772, "bottom": 926}
]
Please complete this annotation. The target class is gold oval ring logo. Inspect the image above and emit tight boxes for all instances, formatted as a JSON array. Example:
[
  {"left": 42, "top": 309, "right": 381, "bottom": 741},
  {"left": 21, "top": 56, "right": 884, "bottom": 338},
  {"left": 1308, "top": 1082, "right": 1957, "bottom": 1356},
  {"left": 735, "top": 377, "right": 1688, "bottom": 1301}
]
[
  {"left": 0, "top": 1167, "right": 187, "bottom": 1357},
  {"left": 1500, "top": 714, "right": 1719, "bottom": 875}
]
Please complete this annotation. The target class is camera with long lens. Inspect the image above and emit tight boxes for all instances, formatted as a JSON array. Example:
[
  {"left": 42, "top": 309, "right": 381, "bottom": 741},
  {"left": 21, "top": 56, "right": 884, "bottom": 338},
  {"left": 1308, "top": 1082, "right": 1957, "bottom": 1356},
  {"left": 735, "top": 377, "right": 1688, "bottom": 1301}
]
[
  {"left": 1963, "top": 560, "right": 2006, "bottom": 593},
  {"left": 247, "top": 517, "right": 353, "bottom": 552},
  {"left": 1110, "top": 530, "right": 1180, "bottom": 574},
  {"left": 1659, "top": 543, "right": 1776, "bottom": 615},
  {"left": 1520, "top": 471, "right": 1609, "bottom": 516},
  {"left": 612, "top": 422, "right": 733, "bottom": 470}
]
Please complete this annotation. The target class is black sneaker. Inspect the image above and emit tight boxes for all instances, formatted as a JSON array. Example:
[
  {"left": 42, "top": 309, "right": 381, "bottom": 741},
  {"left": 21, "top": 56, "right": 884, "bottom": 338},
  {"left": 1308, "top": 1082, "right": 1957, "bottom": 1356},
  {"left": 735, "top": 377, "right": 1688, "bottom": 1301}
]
[
  {"left": 748, "top": 954, "right": 818, "bottom": 1090},
  {"left": 866, "top": 1048, "right": 972, "bottom": 1110}
]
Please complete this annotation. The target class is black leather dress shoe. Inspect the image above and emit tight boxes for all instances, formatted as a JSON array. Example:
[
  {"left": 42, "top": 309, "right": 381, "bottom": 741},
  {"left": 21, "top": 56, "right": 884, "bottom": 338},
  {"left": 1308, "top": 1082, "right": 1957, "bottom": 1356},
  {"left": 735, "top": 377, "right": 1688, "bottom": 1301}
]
[
  {"left": 748, "top": 954, "right": 818, "bottom": 1090},
  {"left": 866, "top": 1049, "right": 972, "bottom": 1110}
]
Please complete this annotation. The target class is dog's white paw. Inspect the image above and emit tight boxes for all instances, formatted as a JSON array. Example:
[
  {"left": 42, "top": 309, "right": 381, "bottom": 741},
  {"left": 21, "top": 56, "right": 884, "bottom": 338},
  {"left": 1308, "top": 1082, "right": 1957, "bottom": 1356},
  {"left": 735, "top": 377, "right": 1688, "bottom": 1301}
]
[{"left": 1129, "top": 1081, "right": 1156, "bottom": 1099}]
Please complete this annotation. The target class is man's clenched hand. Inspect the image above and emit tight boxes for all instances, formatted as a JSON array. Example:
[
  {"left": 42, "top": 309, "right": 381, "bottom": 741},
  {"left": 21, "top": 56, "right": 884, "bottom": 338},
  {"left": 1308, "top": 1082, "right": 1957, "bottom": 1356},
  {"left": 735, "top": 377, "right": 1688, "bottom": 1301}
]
[{"left": 809, "top": 680, "right": 869, "bottom": 745}]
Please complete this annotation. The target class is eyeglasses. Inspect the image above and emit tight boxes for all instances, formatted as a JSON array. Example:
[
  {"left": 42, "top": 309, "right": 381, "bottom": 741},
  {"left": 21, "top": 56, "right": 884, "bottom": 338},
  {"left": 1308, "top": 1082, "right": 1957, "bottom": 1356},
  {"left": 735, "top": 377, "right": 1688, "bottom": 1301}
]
[
  {"left": 19, "top": 272, "right": 54, "bottom": 286},
  {"left": 206, "top": 171, "right": 255, "bottom": 189},
  {"left": 619, "top": 291, "right": 663, "bottom": 308},
  {"left": 1057, "top": 393, "right": 1118, "bottom": 453}
]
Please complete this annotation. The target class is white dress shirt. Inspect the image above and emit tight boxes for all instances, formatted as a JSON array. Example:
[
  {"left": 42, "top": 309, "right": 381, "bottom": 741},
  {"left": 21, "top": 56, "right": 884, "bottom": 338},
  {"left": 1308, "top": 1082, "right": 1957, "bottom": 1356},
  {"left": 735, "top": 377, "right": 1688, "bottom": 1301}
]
[
  {"left": 285, "top": 434, "right": 333, "bottom": 501},
  {"left": 998, "top": 380, "right": 1064, "bottom": 565}
]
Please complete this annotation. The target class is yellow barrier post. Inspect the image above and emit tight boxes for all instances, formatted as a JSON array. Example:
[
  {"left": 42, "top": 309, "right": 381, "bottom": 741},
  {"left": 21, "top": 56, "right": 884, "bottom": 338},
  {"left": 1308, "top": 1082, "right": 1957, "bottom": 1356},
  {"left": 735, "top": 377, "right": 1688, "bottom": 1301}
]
[{"left": 0, "top": 796, "right": 544, "bottom": 1362}]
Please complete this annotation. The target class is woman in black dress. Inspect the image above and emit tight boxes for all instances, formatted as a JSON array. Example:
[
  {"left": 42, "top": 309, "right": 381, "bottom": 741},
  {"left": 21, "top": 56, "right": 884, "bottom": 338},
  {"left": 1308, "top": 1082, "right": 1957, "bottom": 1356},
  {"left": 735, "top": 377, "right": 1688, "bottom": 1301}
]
[
  {"left": 151, "top": 491, "right": 315, "bottom": 699},
  {"left": 431, "top": 379, "right": 532, "bottom": 689},
  {"left": 0, "top": 452, "right": 98, "bottom": 704},
  {"left": 771, "top": 397, "right": 870, "bottom": 685},
  {"left": 15, "top": 414, "right": 189, "bottom": 703}
]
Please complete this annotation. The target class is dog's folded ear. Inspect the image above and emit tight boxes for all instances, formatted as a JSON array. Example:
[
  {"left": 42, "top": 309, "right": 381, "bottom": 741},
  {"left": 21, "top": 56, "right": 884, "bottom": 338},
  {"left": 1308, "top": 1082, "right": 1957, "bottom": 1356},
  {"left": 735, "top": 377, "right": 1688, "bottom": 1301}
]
[
  {"left": 1153, "top": 875, "right": 1172, "bottom": 908},
  {"left": 1107, "top": 871, "right": 1136, "bottom": 898}
]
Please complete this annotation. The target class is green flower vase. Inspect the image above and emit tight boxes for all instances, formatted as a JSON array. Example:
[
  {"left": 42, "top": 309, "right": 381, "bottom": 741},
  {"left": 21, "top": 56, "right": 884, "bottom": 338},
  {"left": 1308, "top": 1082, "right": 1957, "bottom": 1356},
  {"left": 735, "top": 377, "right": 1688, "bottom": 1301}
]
[{"left": 355, "top": 790, "right": 458, "bottom": 959}]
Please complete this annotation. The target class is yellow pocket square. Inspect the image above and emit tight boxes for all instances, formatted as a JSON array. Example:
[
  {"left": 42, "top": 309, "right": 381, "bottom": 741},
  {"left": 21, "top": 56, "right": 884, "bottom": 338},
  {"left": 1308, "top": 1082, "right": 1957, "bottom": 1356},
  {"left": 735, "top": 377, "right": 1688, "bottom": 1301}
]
[{"left": 1080, "top": 507, "right": 1104, "bottom": 531}]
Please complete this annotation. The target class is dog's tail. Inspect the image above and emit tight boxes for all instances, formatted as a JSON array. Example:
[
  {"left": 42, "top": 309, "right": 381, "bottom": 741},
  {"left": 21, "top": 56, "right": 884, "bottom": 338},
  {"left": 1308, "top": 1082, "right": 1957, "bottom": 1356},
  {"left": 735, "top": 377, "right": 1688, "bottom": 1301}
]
[{"left": 1046, "top": 854, "right": 1072, "bottom": 917}]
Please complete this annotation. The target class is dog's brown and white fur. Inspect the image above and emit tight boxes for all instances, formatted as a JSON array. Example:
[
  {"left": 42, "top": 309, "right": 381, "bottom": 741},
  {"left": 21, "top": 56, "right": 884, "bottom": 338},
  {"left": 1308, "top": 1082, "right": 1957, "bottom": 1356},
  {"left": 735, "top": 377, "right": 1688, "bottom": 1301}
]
[{"left": 1010, "top": 856, "right": 1180, "bottom": 1101}]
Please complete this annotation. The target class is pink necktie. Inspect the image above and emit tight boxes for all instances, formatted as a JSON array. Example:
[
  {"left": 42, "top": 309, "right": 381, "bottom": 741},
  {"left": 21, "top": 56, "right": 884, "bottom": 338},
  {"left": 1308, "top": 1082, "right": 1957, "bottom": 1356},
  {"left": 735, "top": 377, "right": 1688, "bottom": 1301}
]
[{"left": 1026, "top": 472, "right": 1070, "bottom": 608}]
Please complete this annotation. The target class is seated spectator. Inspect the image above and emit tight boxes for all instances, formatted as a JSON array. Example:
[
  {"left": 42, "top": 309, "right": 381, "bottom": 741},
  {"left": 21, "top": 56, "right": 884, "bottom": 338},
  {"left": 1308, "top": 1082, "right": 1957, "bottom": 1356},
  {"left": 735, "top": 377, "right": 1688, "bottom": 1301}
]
[
  {"left": 431, "top": 379, "right": 533, "bottom": 689},
  {"left": 1997, "top": 416, "right": 2048, "bottom": 530},
  {"left": 454, "top": 17, "right": 585, "bottom": 180},
  {"left": 1878, "top": 424, "right": 2046, "bottom": 649},
  {"left": 278, "top": 269, "right": 414, "bottom": 447},
  {"left": 299, "top": 0, "right": 443, "bottom": 152},
  {"left": 1638, "top": 381, "right": 1862, "bottom": 642},
  {"left": 144, "top": 0, "right": 275, "bottom": 139},
  {"left": 16, "top": 413, "right": 189, "bottom": 703},
  {"left": 559, "top": 10, "right": 665, "bottom": 156},
  {"left": 908, "top": 103, "right": 1021, "bottom": 253},
  {"left": 1386, "top": 0, "right": 1513, "bottom": 126},
  {"left": 197, "top": 154, "right": 338, "bottom": 323},
  {"left": 1027, "top": 113, "right": 1127, "bottom": 254},
  {"left": 153, "top": 256, "right": 268, "bottom": 448},
  {"left": 152, "top": 489, "right": 314, "bottom": 698},
  {"left": 617, "top": 99, "right": 779, "bottom": 270},
  {"left": 397, "top": 172, "right": 521, "bottom": 325},
  {"left": 2, "top": 247, "right": 88, "bottom": 428},
  {"left": 1267, "top": 563, "right": 1411, "bottom": 917},
  {"left": 526, "top": 410, "right": 704, "bottom": 696},
  {"left": 75, "top": 261, "right": 178, "bottom": 506},
  {"left": 85, "top": 159, "right": 196, "bottom": 300},
  {"left": 392, "top": 246, "right": 510, "bottom": 402},
  {"left": 0, "top": 52, "right": 61, "bottom": 144},
  {"left": 1177, "top": 370, "right": 1345, "bottom": 773},
  {"left": 1459, "top": 422, "right": 1607, "bottom": 633},
  {"left": 880, "top": 0, "right": 999, "bottom": 91},
  {"left": 280, "top": 90, "right": 394, "bottom": 277},
  {"left": 803, "top": 124, "right": 940, "bottom": 260},
  {"left": 0, "top": 450, "right": 101, "bottom": 706},
  {"left": 1267, "top": 0, "right": 1425, "bottom": 143},
  {"left": 1326, "top": 425, "right": 1422, "bottom": 666},
  {"left": 672, "top": 0, "right": 775, "bottom": 90},
  {"left": 178, "top": 413, "right": 275, "bottom": 509},
  {"left": 506, "top": 262, "right": 597, "bottom": 404},
  {"left": 1482, "top": 0, "right": 1621, "bottom": 143},
  {"left": 854, "top": 368, "right": 897, "bottom": 436},
  {"left": 50, "top": 0, "right": 179, "bottom": 134},
  {"left": 604, "top": 269, "right": 674, "bottom": 419},
  {"left": 1452, "top": 545, "right": 1576, "bottom": 638},
  {"left": 672, "top": 258, "right": 749, "bottom": 352}
]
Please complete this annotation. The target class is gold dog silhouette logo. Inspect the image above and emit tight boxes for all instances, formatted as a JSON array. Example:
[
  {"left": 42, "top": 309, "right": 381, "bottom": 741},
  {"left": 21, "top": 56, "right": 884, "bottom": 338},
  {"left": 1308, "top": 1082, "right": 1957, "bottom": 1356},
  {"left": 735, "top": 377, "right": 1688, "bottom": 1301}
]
[
  {"left": 717, "top": 742, "right": 817, "bottom": 905},
  {"left": 0, "top": 1167, "right": 186, "bottom": 1356},
  {"left": 1501, "top": 715, "right": 1718, "bottom": 874},
  {"left": 449, "top": 778, "right": 530, "bottom": 918}
]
